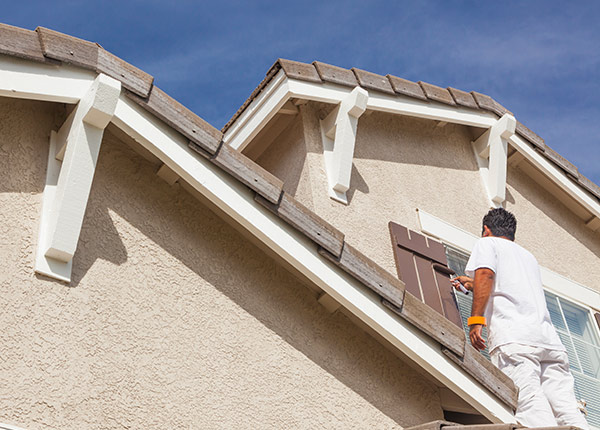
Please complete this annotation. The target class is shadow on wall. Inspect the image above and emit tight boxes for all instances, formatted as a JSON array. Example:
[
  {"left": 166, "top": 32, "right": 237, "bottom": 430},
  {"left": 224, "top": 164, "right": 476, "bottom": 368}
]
[{"left": 61, "top": 130, "right": 440, "bottom": 425}]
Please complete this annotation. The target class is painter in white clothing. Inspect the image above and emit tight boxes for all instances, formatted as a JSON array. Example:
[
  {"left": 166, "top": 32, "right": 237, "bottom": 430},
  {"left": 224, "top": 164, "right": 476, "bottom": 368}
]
[{"left": 452, "top": 208, "right": 588, "bottom": 428}]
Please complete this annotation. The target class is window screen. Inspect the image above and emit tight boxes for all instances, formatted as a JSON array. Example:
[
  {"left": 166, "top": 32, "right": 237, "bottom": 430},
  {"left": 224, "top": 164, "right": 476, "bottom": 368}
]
[
  {"left": 545, "top": 291, "right": 600, "bottom": 427},
  {"left": 445, "top": 246, "right": 490, "bottom": 360}
]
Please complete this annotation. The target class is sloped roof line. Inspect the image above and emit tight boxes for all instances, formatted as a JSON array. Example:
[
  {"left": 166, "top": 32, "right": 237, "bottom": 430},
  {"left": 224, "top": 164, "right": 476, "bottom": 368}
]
[
  {"left": 222, "top": 58, "right": 600, "bottom": 202},
  {"left": 0, "top": 23, "right": 517, "bottom": 410}
]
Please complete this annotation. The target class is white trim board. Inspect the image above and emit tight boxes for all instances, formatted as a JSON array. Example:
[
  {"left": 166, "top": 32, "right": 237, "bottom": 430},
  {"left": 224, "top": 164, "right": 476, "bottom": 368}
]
[{"left": 417, "top": 209, "right": 600, "bottom": 311}]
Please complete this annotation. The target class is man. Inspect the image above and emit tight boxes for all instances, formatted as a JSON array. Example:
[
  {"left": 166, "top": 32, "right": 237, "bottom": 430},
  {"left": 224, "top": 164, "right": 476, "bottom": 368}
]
[{"left": 452, "top": 208, "right": 589, "bottom": 428}]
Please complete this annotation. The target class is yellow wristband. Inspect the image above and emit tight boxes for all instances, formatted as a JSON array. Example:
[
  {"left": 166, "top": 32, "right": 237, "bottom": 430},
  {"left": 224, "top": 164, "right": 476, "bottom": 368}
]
[{"left": 468, "top": 316, "right": 487, "bottom": 326}]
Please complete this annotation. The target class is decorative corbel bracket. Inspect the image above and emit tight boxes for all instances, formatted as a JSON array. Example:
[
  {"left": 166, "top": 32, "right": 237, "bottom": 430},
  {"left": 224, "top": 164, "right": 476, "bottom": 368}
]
[
  {"left": 320, "top": 86, "right": 369, "bottom": 204},
  {"left": 472, "top": 113, "right": 516, "bottom": 207},
  {"left": 35, "top": 73, "right": 121, "bottom": 282}
]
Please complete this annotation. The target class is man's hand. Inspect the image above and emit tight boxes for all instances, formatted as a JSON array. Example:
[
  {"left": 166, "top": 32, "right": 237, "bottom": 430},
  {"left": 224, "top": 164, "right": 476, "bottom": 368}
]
[
  {"left": 469, "top": 324, "right": 486, "bottom": 351},
  {"left": 451, "top": 276, "right": 473, "bottom": 292}
]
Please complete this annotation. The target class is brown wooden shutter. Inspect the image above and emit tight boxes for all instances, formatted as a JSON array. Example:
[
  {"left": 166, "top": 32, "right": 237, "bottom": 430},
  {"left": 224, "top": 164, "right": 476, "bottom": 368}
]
[
  {"left": 595, "top": 313, "right": 600, "bottom": 331},
  {"left": 389, "top": 221, "right": 463, "bottom": 329}
]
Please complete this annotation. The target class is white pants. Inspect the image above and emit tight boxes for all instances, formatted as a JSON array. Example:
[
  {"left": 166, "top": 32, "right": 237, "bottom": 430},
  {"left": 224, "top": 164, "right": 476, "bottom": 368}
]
[{"left": 491, "top": 343, "right": 589, "bottom": 429}]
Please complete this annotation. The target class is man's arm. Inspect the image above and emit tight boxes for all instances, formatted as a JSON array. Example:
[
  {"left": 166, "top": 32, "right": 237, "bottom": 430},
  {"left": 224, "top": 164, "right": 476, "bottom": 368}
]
[{"left": 470, "top": 268, "right": 495, "bottom": 351}]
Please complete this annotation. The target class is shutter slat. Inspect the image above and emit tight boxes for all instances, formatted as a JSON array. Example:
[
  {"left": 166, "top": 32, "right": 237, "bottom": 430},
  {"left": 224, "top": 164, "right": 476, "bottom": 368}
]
[{"left": 389, "top": 221, "right": 463, "bottom": 329}]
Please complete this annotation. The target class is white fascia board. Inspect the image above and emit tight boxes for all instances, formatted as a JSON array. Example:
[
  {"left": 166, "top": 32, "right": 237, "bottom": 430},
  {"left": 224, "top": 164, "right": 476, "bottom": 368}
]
[
  {"left": 0, "top": 55, "right": 96, "bottom": 103},
  {"left": 417, "top": 209, "right": 600, "bottom": 311},
  {"left": 113, "top": 95, "right": 514, "bottom": 423},
  {"left": 509, "top": 133, "right": 600, "bottom": 220},
  {"left": 224, "top": 70, "right": 291, "bottom": 151},
  {"left": 287, "top": 78, "right": 499, "bottom": 128}
]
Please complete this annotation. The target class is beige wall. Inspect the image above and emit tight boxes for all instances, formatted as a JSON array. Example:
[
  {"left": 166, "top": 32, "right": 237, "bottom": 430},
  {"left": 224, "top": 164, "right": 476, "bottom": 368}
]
[
  {"left": 0, "top": 97, "right": 444, "bottom": 430},
  {"left": 257, "top": 102, "right": 600, "bottom": 292}
]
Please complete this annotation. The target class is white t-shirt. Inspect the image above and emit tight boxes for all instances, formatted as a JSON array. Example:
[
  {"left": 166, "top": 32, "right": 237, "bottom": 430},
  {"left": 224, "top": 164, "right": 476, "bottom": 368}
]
[{"left": 465, "top": 237, "right": 565, "bottom": 353}]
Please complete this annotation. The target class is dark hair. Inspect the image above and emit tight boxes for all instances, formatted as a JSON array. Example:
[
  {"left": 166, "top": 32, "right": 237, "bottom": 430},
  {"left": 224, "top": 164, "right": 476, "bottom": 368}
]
[{"left": 482, "top": 208, "right": 517, "bottom": 241}]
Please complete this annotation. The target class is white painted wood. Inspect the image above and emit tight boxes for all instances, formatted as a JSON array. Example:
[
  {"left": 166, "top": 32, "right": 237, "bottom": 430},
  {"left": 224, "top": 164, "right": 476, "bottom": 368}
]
[
  {"left": 112, "top": 95, "right": 515, "bottom": 423},
  {"left": 320, "top": 86, "right": 368, "bottom": 203},
  {"left": 157, "top": 164, "right": 179, "bottom": 186},
  {"left": 417, "top": 209, "right": 600, "bottom": 311},
  {"left": 318, "top": 292, "right": 341, "bottom": 313},
  {"left": 0, "top": 55, "right": 96, "bottom": 103},
  {"left": 509, "top": 133, "right": 600, "bottom": 220},
  {"left": 278, "top": 100, "right": 299, "bottom": 115},
  {"left": 0, "top": 421, "right": 29, "bottom": 430},
  {"left": 507, "top": 150, "right": 525, "bottom": 168},
  {"left": 471, "top": 114, "right": 516, "bottom": 206},
  {"left": 586, "top": 217, "right": 600, "bottom": 231},
  {"left": 43, "top": 74, "right": 121, "bottom": 267},
  {"left": 34, "top": 131, "right": 72, "bottom": 282},
  {"left": 224, "top": 71, "right": 290, "bottom": 151}
]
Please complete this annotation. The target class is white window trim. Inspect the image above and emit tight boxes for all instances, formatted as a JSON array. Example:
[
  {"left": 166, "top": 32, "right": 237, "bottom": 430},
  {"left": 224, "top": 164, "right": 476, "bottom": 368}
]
[{"left": 417, "top": 209, "right": 600, "bottom": 312}]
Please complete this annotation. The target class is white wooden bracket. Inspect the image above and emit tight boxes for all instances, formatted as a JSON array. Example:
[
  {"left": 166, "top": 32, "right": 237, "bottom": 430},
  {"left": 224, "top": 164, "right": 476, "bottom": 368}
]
[
  {"left": 320, "top": 86, "right": 368, "bottom": 204},
  {"left": 35, "top": 73, "right": 121, "bottom": 282},
  {"left": 471, "top": 113, "right": 516, "bottom": 207}
]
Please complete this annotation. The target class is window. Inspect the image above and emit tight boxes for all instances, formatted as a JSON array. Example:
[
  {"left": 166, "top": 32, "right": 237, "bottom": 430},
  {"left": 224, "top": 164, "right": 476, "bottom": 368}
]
[
  {"left": 545, "top": 291, "right": 600, "bottom": 427},
  {"left": 444, "top": 245, "right": 600, "bottom": 427}
]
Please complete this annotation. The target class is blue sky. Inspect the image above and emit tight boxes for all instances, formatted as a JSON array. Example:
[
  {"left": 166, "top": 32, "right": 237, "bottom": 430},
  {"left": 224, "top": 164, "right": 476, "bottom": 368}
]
[{"left": 4, "top": 1, "right": 600, "bottom": 184}]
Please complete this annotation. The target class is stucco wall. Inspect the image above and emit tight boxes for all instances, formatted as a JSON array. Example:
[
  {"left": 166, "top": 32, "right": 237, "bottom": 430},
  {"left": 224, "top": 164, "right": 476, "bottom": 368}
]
[
  {"left": 258, "top": 102, "right": 600, "bottom": 292},
  {"left": 0, "top": 97, "right": 444, "bottom": 430}
]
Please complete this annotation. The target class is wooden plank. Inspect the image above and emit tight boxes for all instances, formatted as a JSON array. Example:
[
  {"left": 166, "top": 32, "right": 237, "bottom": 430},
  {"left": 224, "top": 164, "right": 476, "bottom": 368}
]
[
  {"left": 97, "top": 48, "right": 153, "bottom": 98},
  {"left": 0, "top": 23, "right": 48, "bottom": 63},
  {"left": 211, "top": 143, "right": 283, "bottom": 204},
  {"left": 445, "top": 425, "right": 518, "bottom": 430},
  {"left": 387, "top": 75, "right": 427, "bottom": 100},
  {"left": 447, "top": 87, "right": 478, "bottom": 109},
  {"left": 443, "top": 345, "right": 518, "bottom": 411},
  {"left": 578, "top": 174, "right": 600, "bottom": 200},
  {"left": 392, "top": 246, "right": 422, "bottom": 300},
  {"left": 36, "top": 26, "right": 98, "bottom": 70},
  {"left": 389, "top": 222, "right": 447, "bottom": 264},
  {"left": 433, "top": 268, "right": 464, "bottom": 329},
  {"left": 516, "top": 120, "right": 545, "bottom": 150},
  {"left": 387, "top": 293, "right": 465, "bottom": 357},
  {"left": 277, "top": 59, "right": 321, "bottom": 83},
  {"left": 313, "top": 61, "right": 357, "bottom": 87},
  {"left": 255, "top": 192, "right": 345, "bottom": 257},
  {"left": 415, "top": 256, "right": 444, "bottom": 315},
  {"left": 405, "top": 421, "right": 459, "bottom": 430},
  {"left": 419, "top": 81, "right": 456, "bottom": 106},
  {"left": 352, "top": 67, "right": 395, "bottom": 94},
  {"left": 127, "top": 86, "right": 222, "bottom": 155},
  {"left": 540, "top": 145, "right": 579, "bottom": 179},
  {"left": 318, "top": 243, "right": 405, "bottom": 310}
]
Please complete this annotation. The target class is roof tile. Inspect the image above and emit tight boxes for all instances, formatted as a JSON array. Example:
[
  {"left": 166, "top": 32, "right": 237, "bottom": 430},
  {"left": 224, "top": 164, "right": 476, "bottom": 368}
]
[
  {"left": 319, "top": 243, "right": 405, "bottom": 309},
  {"left": 36, "top": 26, "right": 98, "bottom": 70},
  {"left": 387, "top": 75, "right": 427, "bottom": 100},
  {"left": 352, "top": 67, "right": 395, "bottom": 94},
  {"left": 127, "top": 86, "right": 222, "bottom": 154},
  {"left": 276, "top": 59, "right": 321, "bottom": 83},
  {"left": 0, "top": 23, "right": 48, "bottom": 63},
  {"left": 211, "top": 143, "right": 283, "bottom": 204},
  {"left": 578, "top": 174, "right": 600, "bottom": 200},
  {"left": 516, "top": 120, "right": 545, "bottom": 150},
  {"left": 447, "top": 87, "right": 478, "bottom": 109},
  {"left": 418, "top": 81, "right": 456, "bottom": 106},
  {"left": 97, "top": 48, "right": 153, "bottom": 98},
  {"left": 542, "top": 145, "right": 579, "bottom": 179},
  {"left": 256, "top": 192, "right": 345, "bottom": 257},
  {"left": 471, "top": 92, "right": 512, "bottom": 117},
  {"left": 313, "top": 61, "right": 357, "bottom": 87}
]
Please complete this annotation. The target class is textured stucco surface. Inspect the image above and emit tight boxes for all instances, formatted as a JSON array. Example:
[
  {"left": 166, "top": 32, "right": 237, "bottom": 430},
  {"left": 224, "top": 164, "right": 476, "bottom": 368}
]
[
  {"left": 0, "top": 96, "right": 444, "bottom": 430},
  {"left": 258, "top": 102, "right": 600, "bottom": 292}
]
